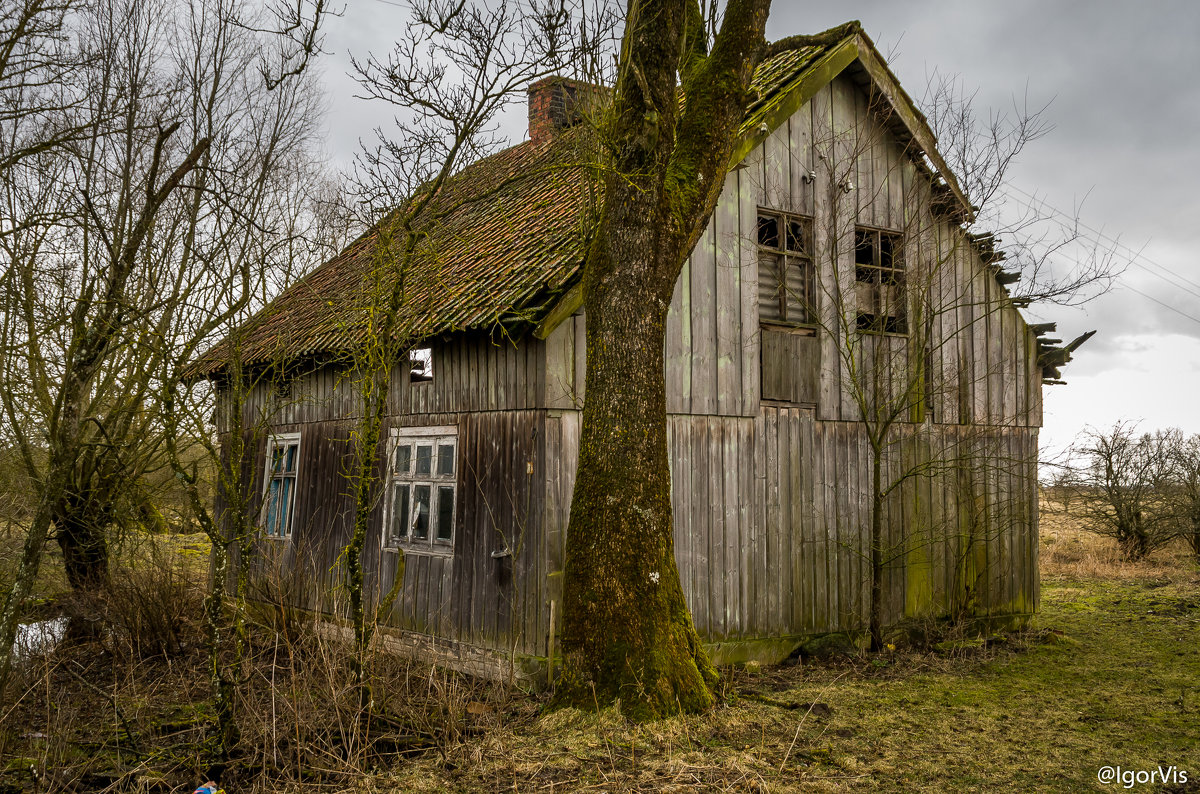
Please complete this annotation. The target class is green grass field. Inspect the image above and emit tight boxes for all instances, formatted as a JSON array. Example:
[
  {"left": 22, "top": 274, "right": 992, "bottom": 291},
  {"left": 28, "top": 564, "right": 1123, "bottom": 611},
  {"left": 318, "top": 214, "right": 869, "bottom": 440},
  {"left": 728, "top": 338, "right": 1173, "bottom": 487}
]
[{"left": 375, "top": 575, "right": 1198, "bottom": 792}]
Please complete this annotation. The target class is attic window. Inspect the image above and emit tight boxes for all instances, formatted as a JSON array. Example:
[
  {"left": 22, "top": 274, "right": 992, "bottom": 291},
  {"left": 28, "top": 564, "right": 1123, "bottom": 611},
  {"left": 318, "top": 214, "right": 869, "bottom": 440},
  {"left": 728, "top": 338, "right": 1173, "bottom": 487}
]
[
  {"left": 410, "top": 347, "right": 433, "bottom": 383},
  {"left": 757, "top": 210, "right": 815, "bottom": 327},
  {"left": 854, "top": 227, "right": 906, "bottom": 334}
]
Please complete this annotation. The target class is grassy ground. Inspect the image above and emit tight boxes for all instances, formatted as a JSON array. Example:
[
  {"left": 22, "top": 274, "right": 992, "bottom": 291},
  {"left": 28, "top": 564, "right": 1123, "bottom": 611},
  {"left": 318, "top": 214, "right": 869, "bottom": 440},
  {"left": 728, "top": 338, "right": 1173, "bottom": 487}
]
[
  {"left": 1, "top": 511, "right": 1198, "bottom": 792},
  {"left": 374, "top": 516, "right": 1199, "bottom": 793}
]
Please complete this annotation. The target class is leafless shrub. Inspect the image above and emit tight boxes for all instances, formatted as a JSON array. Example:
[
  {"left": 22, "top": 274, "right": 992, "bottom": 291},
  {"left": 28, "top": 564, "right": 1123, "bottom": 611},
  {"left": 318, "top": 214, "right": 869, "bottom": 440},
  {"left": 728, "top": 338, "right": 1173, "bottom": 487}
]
[
  {"left": 242, "top": 542, "right": 320, "bottom": 647},
  {"left": 53, "top": 540, "right": 205, "bottom": 662},
  {"left": 1061, "top": 422, "right": 1178, "bottom": 561},
  {"left": 227, "top": 588, "right": 508, "bottom": 788},
  {"left": 1156, "top": 429, "right": 1200, "bottom": 561}
]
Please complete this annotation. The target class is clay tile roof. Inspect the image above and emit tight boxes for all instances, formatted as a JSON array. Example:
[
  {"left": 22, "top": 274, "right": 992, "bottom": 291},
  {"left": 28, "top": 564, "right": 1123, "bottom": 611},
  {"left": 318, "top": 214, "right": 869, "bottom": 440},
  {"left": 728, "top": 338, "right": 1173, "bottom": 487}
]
[
  {"left": 190, "top": 130, "right": 596, "bottom": 376},
  {"left": 191, "top": 31, "right": 849, "bottom": 377}
]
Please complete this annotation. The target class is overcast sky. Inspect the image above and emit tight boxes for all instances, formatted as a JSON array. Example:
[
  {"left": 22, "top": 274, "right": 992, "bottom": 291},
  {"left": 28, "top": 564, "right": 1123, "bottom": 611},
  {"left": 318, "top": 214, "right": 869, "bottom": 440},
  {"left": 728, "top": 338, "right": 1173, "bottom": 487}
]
[{"left": 313, "top": 0, "right": 1200, "bottom": 456}]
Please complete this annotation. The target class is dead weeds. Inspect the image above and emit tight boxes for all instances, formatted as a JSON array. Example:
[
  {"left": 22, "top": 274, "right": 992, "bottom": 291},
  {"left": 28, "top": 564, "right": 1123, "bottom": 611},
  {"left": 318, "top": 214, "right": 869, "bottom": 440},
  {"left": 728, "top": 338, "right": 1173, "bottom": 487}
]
[{"left": 1, "top": 509, "right": 1198, "bottom": 792}]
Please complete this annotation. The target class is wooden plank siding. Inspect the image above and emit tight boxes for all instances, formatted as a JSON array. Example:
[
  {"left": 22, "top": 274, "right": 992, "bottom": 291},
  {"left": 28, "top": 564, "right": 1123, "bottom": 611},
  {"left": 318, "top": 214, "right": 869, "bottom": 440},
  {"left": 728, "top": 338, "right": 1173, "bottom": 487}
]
[{"left": 227, "top": 67, "right": 1046, "bottom": 673}]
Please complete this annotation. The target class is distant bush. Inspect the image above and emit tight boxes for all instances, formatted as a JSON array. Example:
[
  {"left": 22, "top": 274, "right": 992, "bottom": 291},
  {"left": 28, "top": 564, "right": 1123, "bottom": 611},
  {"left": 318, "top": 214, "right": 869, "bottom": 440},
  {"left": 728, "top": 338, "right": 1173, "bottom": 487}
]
[{"left": 1062, "top": 423, "right": 1200, "bottom": 562}]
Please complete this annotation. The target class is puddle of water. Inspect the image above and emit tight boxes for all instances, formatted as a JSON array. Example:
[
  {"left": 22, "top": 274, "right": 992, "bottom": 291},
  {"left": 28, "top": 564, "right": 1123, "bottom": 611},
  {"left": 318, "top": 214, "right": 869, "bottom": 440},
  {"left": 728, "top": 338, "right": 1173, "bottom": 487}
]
[{"left": 15, "top": 616, "right": 66, "bottom": 658}]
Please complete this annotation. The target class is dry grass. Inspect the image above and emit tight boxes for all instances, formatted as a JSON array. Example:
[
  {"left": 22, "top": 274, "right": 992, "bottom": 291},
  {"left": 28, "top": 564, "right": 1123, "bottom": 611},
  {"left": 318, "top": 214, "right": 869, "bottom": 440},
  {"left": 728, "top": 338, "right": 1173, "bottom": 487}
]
[
  {"left": 2, "top": 508, "right": 1198, "bottom": 793},
  {"left": 1039, "top": 496, "right": 1196, "bottom": 582}
]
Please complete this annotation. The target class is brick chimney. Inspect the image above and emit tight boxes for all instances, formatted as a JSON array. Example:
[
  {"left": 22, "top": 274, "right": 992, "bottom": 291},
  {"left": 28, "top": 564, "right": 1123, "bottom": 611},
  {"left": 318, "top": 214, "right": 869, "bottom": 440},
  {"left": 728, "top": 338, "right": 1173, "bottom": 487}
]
[{"left": 527, "top": 77, "right": 605, "bottom": 145}]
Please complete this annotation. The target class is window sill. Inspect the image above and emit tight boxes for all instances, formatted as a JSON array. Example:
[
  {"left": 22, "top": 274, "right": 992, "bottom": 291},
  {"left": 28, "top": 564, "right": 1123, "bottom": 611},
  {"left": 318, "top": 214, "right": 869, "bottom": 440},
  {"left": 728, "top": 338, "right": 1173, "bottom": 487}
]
[
  {"left": 761, "top": 399, "right": 817, "bottom": 411},
  {"left": 760, "top": 322, "right": 817, "bottom": 336},
  {"left": 856, "top": 329, "right": 908, "bottom": 338},
  {"left": 383, "top": 545, "right": 453, "bottom": 558}
]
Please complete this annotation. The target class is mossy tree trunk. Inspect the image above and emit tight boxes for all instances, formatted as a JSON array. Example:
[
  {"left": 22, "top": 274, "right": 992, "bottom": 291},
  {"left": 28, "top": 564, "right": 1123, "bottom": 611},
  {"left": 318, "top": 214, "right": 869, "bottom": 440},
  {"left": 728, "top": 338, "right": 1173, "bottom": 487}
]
[
  {"left": 344, "top": 350, "right": 404, "bottom": 706},
  {"left": 58, "top": 513, "right": 112, "bottom": 595},
  {"left": 557, "top": 0, "right": 772, "bottom": 720}
]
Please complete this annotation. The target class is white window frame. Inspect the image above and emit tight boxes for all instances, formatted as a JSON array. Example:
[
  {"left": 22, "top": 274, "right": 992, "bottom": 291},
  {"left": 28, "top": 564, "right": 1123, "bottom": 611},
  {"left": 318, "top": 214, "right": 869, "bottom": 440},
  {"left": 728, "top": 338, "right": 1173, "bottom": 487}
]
[
  {"left": 262, "top": 432, "right": 301, "bottom": 540},
  {"left": 384, "top": 425, "right": 458, "bottom": 556}
]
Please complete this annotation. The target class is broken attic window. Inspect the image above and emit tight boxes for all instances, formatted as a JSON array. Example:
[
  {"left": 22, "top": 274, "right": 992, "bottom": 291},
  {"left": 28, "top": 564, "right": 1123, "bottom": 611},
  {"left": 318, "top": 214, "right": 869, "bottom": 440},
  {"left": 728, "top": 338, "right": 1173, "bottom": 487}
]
[
  {"left": 854, "top": 226, "right": 906, "bottom": 335},
  {"left": 757, "top": 214, "right": 779, "bottom": 248},
  {"left": 410, "top": 347, "right": 433, "bottom": 383},
  {"left": 757, "top": 210, "right": 815, "bottom": 326},
  {"left": 855, "top": 312, "right": 907, "bottom": 334}
]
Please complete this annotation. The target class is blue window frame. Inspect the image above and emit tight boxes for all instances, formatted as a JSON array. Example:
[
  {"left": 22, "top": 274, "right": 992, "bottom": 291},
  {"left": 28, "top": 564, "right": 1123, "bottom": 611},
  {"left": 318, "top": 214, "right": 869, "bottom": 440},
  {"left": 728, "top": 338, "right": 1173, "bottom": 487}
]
[{"left": 263, "top": 433, "right": 301, "bottom": 539}]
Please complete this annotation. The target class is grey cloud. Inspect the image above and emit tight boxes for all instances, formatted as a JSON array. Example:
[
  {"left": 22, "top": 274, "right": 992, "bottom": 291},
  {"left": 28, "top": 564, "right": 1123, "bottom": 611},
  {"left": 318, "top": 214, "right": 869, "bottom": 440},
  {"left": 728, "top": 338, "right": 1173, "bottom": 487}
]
[{"left": 315, "top": 0, "right": 1200, "bottom": 437}]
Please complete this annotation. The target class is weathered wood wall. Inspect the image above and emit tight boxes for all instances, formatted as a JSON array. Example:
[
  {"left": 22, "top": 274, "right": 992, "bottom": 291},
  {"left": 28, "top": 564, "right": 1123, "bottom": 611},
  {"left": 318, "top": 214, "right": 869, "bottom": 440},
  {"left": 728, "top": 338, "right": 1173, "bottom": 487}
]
[
  {"left": 233, "top": 407, "right": 554, "bottom": 659},
  {"left": 536, "top": 70, "right": 1043, "bottom": 649},
  {"left": 229, "top": 65, "right": 1044, "bottom": 668},
  {"left": 649, "top": 70, "right": 1042, "bottom": 429},
  {"left": 232, "top": 330, "right": 557, "bottom": 659},
  {"left": 533, "top": 410, "right": 1038, "bottom": 645}
]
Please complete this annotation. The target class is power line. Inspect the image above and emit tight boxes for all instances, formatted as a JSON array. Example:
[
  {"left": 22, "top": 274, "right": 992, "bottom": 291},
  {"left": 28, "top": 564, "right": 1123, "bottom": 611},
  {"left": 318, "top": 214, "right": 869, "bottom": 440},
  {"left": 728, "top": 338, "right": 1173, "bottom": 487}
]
[
  {"left": 1121, "top": 283, "right": 1200, "bottom": 329},
  {"left": 1008, "top": 189, "right": 1200, "bottom": 301},
  {"left": 999, "top": 186, "right": 1200, "bottom": 326},
  {"left": 1006, "top": 184, "right": 1200, "bottom": 297}
]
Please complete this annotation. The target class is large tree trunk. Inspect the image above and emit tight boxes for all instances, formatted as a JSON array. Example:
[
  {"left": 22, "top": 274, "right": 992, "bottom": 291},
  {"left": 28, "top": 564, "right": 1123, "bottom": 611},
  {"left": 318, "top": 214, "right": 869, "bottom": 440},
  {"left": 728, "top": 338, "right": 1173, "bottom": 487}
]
[
  {"left": 557, "top": 229, "right": 716, "bottom": 719},
  {"left": 555, "top": 0, "right": 771, "bottom": 720},
  {"left": 57, "top": 513, "right": 111, "bottom": 594},
  {"left": 57, "top": 508, "right": 112, "bottom": 643}
]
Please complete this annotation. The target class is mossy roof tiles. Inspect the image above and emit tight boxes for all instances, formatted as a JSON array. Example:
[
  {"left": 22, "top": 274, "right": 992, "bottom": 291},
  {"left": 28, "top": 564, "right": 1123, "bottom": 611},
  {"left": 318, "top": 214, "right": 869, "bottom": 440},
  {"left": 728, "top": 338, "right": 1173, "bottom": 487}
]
[{"left": 193, "top": 31, "right": 861, "bottom": 375}]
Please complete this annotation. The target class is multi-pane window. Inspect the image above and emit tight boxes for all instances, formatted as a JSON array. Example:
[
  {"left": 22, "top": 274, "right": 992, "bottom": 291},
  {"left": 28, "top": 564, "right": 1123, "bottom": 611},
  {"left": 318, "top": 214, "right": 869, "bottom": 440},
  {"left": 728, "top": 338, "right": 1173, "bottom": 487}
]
[
  {"left": 757, "top": 211, "right": 815, "bottom": 326},
  {"left": 854, "top": 227, "right": 906, "bottom": 334},
  {"left": 386, "top": 426, "right": 457, "bottom": 552},
  {"left": 263, "top": 433, "right": 301, "bottom": 539}
]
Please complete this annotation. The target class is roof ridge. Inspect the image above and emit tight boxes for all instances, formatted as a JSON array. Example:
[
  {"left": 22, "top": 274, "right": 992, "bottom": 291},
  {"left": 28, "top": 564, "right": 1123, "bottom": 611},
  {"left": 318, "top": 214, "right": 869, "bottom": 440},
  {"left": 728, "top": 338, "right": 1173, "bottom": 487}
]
[{"left": 765, "top": 20, "right": 861, "bottom": 58}]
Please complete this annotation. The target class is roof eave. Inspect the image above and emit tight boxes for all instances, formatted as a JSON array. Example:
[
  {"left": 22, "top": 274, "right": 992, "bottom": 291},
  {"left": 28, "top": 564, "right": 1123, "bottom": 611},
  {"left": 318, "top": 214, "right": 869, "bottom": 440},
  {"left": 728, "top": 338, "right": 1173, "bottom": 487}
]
[
  {"left": 848, "top": 33, "right": 973, "bottom": 222},
  {"left": 729, "top": 36, "right": 859, "bottom": 168}
]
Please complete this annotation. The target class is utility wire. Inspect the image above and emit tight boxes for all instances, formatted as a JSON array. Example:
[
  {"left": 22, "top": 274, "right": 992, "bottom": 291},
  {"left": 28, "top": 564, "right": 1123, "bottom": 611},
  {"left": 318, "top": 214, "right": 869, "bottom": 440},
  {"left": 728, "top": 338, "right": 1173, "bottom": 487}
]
[
  {"left": 1121, "top": 283, "right": 1200, "bottom": 329},
  {"left": 1000, "top": 186, "right": 1200, "bottom": 326},
  {"left": 1006, "top": 184, "right": 1200, "bottom": 297}
]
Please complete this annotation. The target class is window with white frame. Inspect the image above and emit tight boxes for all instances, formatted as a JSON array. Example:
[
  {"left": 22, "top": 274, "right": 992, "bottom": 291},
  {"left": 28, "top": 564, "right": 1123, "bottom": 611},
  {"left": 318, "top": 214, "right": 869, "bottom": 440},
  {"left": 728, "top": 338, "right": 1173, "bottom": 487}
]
[
  {"left": 262, "top": 433, "right": 301, "bottom": 539},
  {"left": 386, "top": 426, "right": 457, "bottom": 552}
]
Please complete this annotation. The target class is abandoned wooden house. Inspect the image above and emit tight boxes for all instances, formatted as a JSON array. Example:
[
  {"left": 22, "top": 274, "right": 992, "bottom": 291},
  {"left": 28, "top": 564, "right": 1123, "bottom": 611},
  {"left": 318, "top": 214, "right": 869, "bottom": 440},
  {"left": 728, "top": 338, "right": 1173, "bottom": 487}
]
[{"left": 197, "top": 22, "right": 1084, "bottom": 676}]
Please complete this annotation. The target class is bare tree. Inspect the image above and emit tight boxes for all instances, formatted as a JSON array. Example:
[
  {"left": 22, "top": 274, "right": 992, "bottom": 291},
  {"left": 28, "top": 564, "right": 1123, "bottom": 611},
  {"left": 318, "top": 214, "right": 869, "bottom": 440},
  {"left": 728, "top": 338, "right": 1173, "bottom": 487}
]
[
  {"left": 1064, "top": 423, "right": 1176, "bottom": 561},
  {"left": 336, "top": 0, "right": 591, "bottom": 703},
  {"left": 0, "top": 0, "right": 92, "bottom": 191},
  {"left": 920, "top": 71, "right": 1120, "bottom": 308},
  {"left": 1155, "top": 429, "right": 1200, "bottom": 560},
  {"left": 0, "top": 0, "right": 330, "bottom": 703}
]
